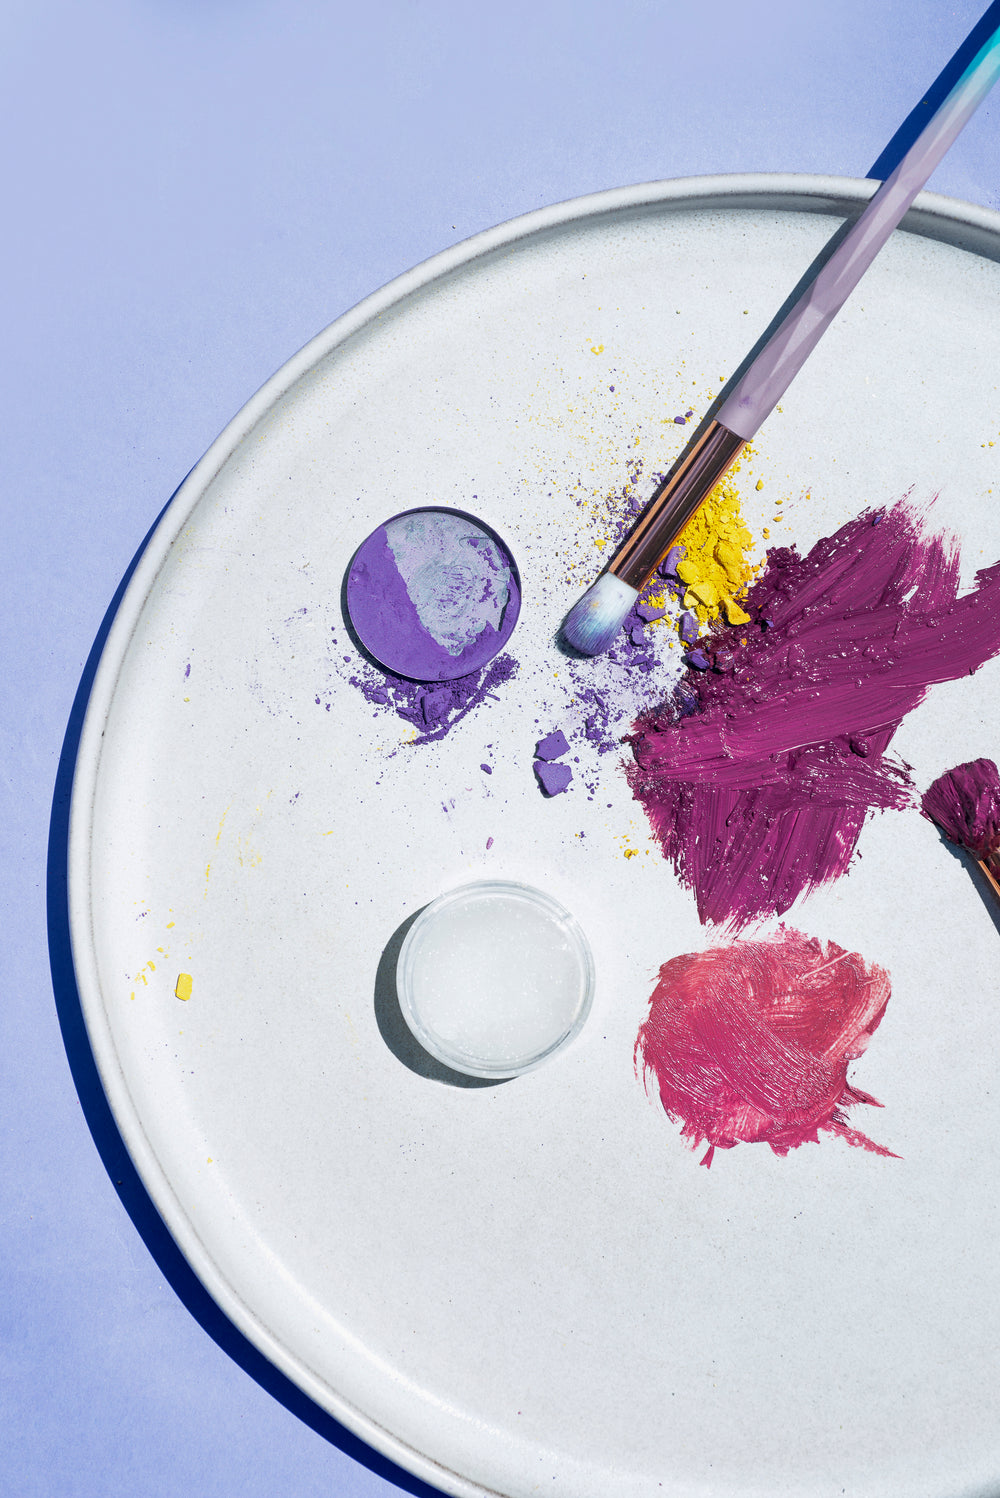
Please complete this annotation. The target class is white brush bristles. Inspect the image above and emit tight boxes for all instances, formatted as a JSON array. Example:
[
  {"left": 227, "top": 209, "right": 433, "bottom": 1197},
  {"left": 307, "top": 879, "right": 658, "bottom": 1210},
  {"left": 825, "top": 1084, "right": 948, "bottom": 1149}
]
[{"left": 561, "top": 572, "right": 638, "bottom": 656}]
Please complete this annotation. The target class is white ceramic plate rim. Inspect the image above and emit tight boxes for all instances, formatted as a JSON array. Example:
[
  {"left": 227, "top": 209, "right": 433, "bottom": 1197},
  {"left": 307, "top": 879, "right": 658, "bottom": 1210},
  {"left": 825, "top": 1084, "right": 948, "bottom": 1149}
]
[{"left": 66, "top": 173, "right": 1000, "bottom": 1498}]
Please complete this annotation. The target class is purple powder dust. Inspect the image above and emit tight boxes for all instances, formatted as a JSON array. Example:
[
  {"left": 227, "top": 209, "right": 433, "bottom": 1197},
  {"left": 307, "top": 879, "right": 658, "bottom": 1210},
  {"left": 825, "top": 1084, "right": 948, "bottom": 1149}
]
[{"left": 349, "top": 651, "right": 519, "bottom": 745}]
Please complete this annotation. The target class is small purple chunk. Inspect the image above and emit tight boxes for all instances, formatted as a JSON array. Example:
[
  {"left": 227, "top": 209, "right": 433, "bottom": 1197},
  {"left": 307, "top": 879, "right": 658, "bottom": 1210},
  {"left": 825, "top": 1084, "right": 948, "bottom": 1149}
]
[
  {"left": 685, "top": 648, "right": 711, "bottom": 670},
  {"left": 673, "top": 415, "right": 687, "bottom": 425},
  {"left": 535, "top": 729, "right": 570, "bottom": 761},
  {"left": 636, "top": 601, "right": 665, "bottom": 623},
  {"left": 679, "top": 610, "right": 699, "bottom": 645},
  {"left": 658, "top": 545, "right": 684, "bottom": 581},
  {"left": 480, "top": 763, "right": 492, "bottom": 774},
  {"left": 419, "top": 689, "right": 450, "bottom": 725},
  {"left": 535, "top": 760, "right": 573, "bottom": 796}
]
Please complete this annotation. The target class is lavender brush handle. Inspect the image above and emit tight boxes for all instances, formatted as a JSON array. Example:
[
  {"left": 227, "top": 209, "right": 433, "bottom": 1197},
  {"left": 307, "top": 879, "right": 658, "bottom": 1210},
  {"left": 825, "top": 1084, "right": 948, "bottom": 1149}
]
[{"left": 716, "top": 25, "right": 1000, "bottom": 442}]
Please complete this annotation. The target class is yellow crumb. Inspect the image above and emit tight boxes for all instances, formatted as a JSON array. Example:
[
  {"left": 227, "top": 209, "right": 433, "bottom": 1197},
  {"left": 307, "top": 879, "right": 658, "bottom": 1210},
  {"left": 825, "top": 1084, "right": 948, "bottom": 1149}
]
[
  {"left": 755, "top": 479, "right": 764, "bottom": 491},
  {"left": 175, "top": 973, "right": 193, "bottom": 1002},
  {"left": 674, "top": 459, "right": 759, "bottom": 628},
  {"left": 623, "top": 848, "right": 639, "bottom": 859}
]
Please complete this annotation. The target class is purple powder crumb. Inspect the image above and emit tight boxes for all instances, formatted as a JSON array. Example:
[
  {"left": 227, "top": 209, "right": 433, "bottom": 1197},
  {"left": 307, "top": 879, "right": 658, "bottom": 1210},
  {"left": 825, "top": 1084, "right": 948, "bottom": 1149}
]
[
  {"left": 685, "top": 409, "right": 694, "bottom": 417},
  {"left": 673, "top": 415, "right": 687, "bottom": 425},
  {"left": 761, "top": 617, "right": 775, "bottom": 630},
  {"left": 685, "top": 648, "right": 711, "bottom": 670},
  {"left": 536, "top": 729, "right": 570, "bottom": 761},
  {"left": 184, "top": 663, "right": 191, "bottom": 679},
  {"left": 679, "top": 610, "right": 699, "bottom": 645},
  {"left": 481, "top": 763, "right": 492, "bottom": 774},
  {"left": 486, "top": 836, "right": 494, "bottom": 850},
  {"left": 628, "top": 622, "right": 647, "bottom": 646},
  {"left": 535, "top": 760, "right": 573, "bottom": 796},
  {"left": 659, "top": 545, "right": 685, "bottom": 579},
  {"left": 420, "top": 689, "right": 450, "bottom": 725},
  {"left": 636, "top": 601, "right": 665, "bottom": 623}
]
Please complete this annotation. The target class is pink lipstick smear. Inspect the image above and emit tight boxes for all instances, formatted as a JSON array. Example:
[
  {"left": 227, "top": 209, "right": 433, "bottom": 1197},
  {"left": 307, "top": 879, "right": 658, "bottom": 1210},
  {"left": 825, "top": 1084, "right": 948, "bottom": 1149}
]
[
  {"left": 627, "top": 503, "right": 1000, "bottom": 928},
  {"left": 635, "top": 930, "right": 896, "bottom": 1166}
]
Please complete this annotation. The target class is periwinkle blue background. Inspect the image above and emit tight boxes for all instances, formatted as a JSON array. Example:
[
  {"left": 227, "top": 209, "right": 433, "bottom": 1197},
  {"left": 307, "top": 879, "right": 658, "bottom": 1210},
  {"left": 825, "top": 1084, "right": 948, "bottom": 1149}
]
[{"left": 3, "top": 3, "right": 997, "bottom": 1495}]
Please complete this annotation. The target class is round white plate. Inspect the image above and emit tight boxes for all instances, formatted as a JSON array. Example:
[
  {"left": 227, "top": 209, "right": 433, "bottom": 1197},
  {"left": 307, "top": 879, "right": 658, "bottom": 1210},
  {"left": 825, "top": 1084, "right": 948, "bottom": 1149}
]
[{"left": 69, "top": 176, "right": 1000, "bottom": 1498}]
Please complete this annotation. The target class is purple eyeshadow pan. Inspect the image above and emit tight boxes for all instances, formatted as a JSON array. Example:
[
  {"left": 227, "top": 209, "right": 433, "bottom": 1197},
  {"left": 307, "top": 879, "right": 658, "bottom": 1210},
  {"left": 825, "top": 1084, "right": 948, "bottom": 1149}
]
[{"left": 346, "top": 507, "right": 521, "bottom": 682}]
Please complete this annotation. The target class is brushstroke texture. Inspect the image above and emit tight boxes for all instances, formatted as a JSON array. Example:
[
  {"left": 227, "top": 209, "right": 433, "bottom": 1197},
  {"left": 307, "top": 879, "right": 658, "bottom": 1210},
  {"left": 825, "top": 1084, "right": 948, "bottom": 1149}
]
[
  {"left": 635, "top": 930, "right": 895, "bottom": 1166},
  {"left": 627, "top": 504, "right": 1000, "bottom": 928}
]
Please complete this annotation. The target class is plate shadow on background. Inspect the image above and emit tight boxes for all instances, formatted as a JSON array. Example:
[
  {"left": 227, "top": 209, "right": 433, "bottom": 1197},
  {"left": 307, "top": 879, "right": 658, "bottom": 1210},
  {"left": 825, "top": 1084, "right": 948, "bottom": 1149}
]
[
  {"left": 867, "top": 1, "right": 1000, "bottom": 180},
  {"left": 46, "top": 488, "right": 447, "bottom": 1498},
  {"left": 374, "top": 911, "right": 505, "bottom": 1088}
]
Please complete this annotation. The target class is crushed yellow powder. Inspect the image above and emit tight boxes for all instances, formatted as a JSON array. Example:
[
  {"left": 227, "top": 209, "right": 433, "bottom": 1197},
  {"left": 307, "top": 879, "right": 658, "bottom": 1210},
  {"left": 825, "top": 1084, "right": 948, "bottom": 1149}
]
[
  {"left": 671, "top": 463, "right": 757, "bottom": 627},
  {"left": 175, "top": 973, "right": 193, "bottom": 1002}
]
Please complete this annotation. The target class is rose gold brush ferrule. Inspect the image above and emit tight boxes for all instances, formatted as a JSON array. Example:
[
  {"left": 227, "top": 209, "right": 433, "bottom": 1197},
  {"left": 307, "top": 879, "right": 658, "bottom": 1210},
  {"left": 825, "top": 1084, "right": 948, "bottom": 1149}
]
[
  {"left": 978, "top": 850, "right": 1000, "bottom": 907},
  {"left": 609, "top": 421, "right": 747, "bottom": 592}
]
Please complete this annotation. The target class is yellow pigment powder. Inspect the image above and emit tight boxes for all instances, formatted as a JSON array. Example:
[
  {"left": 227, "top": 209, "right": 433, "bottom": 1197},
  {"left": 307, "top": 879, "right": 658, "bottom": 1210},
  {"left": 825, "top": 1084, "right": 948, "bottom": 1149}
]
[{"left": 671, "top": 460, "right": 757, "bottom": 627}]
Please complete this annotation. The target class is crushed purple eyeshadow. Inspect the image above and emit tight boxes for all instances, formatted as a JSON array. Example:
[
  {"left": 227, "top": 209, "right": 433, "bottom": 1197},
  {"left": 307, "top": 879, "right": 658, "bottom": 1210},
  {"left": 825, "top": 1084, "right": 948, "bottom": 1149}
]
[{"left": 349, "top": 652, "right": 518, "bottom": 744}]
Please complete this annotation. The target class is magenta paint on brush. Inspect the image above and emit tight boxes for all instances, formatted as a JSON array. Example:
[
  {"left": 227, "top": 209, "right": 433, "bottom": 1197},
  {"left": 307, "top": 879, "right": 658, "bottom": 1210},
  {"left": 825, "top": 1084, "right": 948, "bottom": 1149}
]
[
  {"left": 921, "top": 758, "right": 1000, "bottom": 859},
  {"left": 627, "top": 503, "right": 1000, "bottom": 929},
  {"left": 346, "top": 507, "right": 521, "bottom": 682}
]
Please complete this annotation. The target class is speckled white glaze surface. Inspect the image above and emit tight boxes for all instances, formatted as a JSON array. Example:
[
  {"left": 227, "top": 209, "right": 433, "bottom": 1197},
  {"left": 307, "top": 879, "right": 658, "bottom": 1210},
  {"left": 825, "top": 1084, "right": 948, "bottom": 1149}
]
[{"left": 69, "top": 176, "right": 1000, "bottom": 1498}]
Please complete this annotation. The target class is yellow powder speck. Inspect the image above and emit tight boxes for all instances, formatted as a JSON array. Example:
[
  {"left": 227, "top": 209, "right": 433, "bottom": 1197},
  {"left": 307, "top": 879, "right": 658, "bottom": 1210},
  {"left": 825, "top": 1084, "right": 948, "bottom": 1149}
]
[
  {"left": 130, "top": 991, "right": 135, "bottom": 1001},
  {"left": 590, "top": 344, "right": 604, "bottom": 354},
  {"left": 623, "top": 848, "right": 639, "bottom": 859},
  {"left": 166, "top": 922, "right": 175, "bottom": 929},
  {"left": 755, "top": 479, "right": 764, "bottom": 491},
  {"left": 175, "top": 973, "right": 193, "bottom": 1001},
  {"left": 763, "top": 527, "right": 771, "bottom": 538}
]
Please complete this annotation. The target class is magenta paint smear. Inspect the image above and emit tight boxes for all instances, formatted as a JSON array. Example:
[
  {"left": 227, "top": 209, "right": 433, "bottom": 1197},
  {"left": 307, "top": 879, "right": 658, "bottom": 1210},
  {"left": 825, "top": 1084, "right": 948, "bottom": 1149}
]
[
  {"left": 627, "top": 503, "right": 1000, "bottom": 928},
  {"left": 922, "top": 757, "right": 1000, "bottom": 858},
  {"left": 635, "top": 929, "right": 896, "bottom": 1167}
]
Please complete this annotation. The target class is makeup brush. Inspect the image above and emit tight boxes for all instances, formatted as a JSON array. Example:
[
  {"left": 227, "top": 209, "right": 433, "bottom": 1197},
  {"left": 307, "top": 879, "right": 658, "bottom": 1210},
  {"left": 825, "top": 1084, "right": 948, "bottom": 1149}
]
[
  {"left": 921, "top": 758, "right": 1000, "bottom": 909},
  {"left": 563, "top": 23, "right": 1000, "bottom": 655}
]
